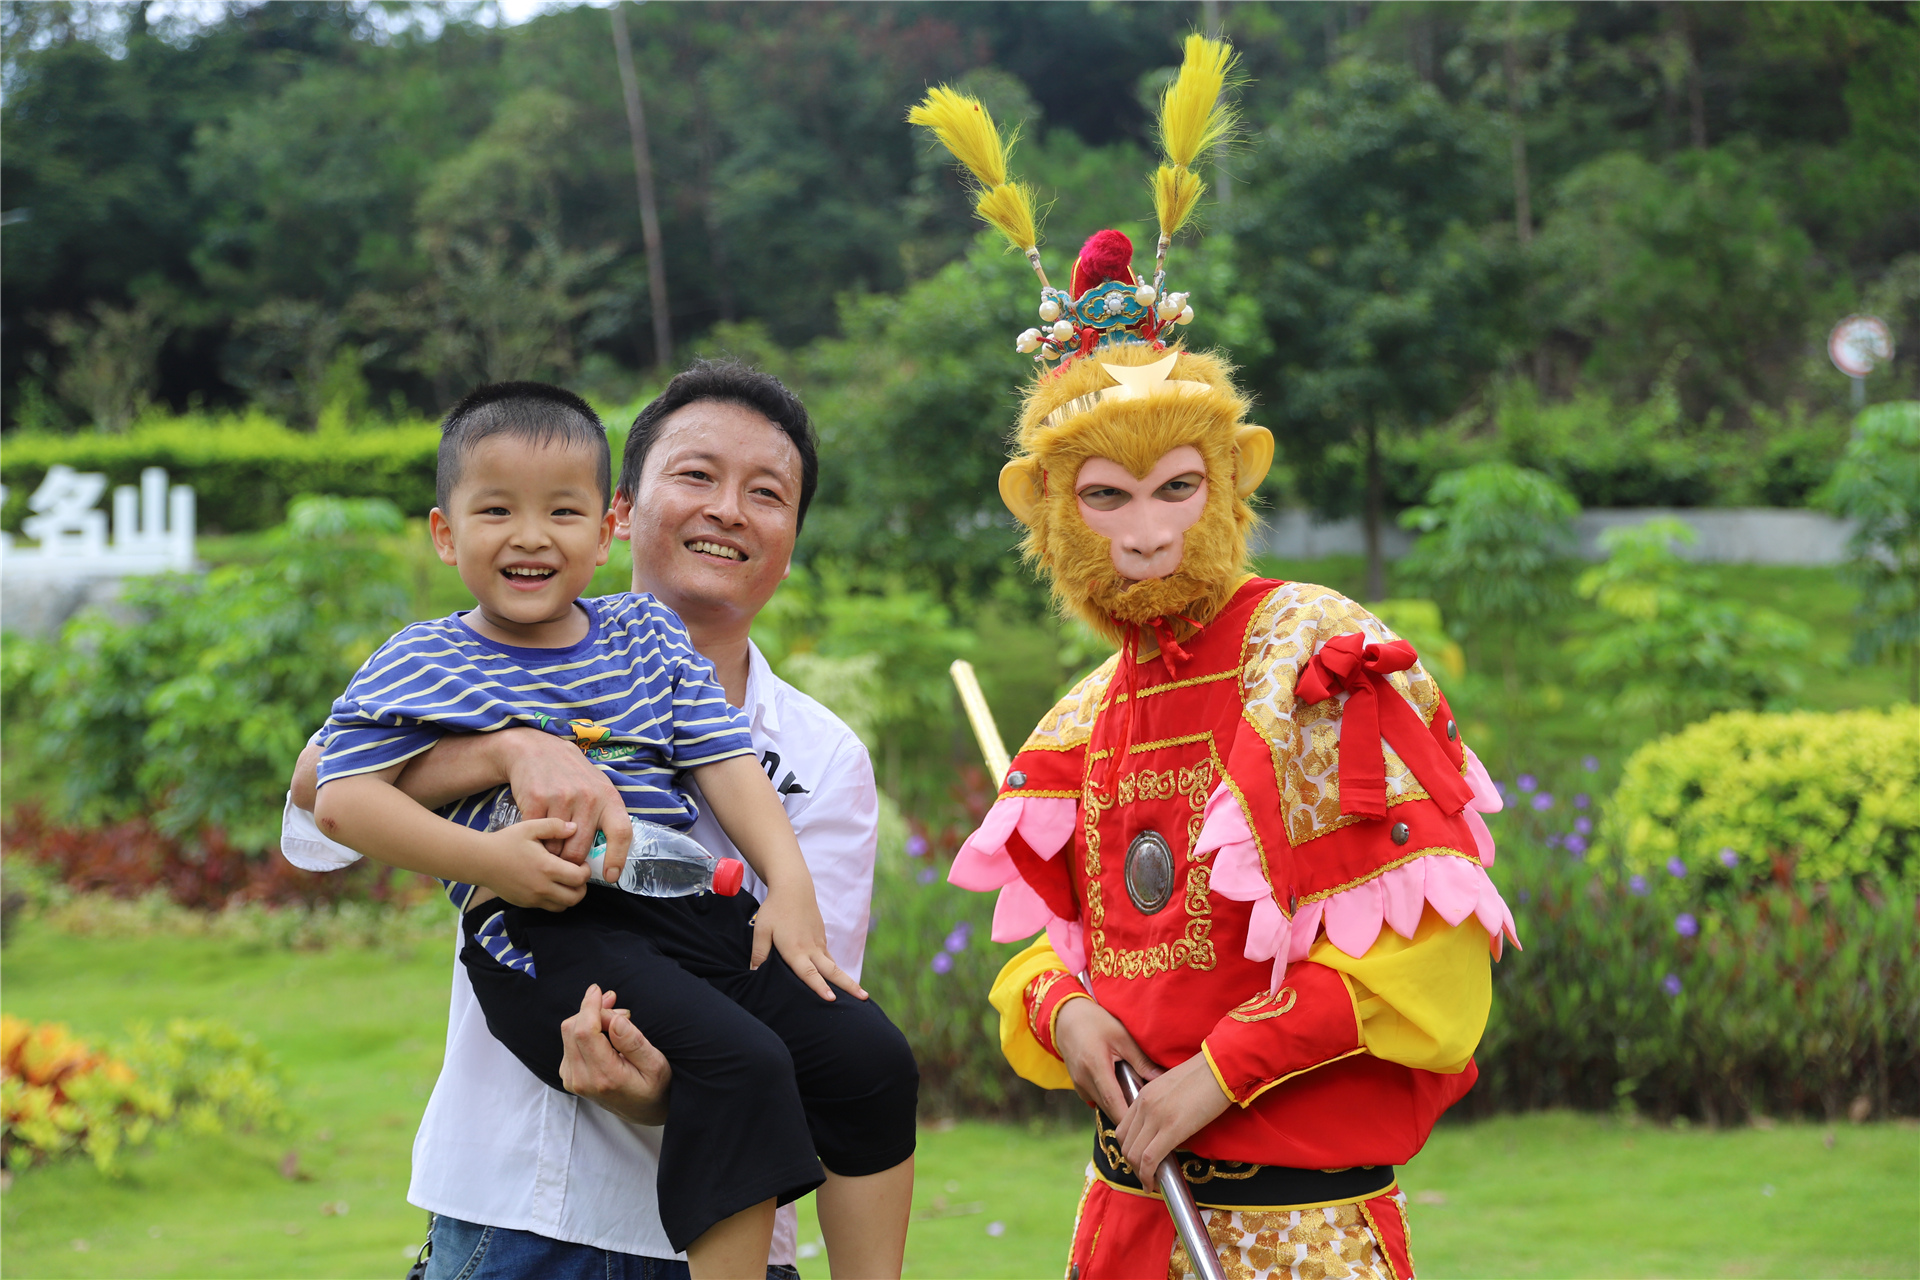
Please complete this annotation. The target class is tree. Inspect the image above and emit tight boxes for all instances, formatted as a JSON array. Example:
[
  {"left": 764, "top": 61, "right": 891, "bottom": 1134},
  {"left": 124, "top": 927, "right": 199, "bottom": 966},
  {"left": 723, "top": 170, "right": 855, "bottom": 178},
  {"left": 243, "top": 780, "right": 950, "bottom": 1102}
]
[
  {"left": 1235, "top": 60, "right": 1519, "bottom": 599},
  {"left": 1823, "top": 401, "right": 1920, "bottom": 703},
  {"left": 1572, "top": 519, "right": 1814, "bottom": 734},
  {"left": 1397, "top": 462, "right": 1578, "bottom": 691}
]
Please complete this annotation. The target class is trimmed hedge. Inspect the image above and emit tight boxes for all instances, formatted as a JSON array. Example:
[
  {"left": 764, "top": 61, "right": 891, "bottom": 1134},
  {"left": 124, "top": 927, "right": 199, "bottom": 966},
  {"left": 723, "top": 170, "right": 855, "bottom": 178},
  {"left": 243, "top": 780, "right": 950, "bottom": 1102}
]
[
  {"left": 1603, "top": 708, "right": 1920, "bottom": 894},
  {"left": 1, "top": 416, "right": 440, "bottom": 534}
]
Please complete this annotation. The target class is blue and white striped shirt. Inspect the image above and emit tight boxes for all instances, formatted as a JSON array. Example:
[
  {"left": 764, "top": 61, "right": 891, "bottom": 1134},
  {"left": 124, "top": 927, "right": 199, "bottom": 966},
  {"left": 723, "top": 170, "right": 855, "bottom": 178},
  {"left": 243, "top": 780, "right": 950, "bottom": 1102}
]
[{"left": 316, "top": 593, "right": 756, "bottom": 974}]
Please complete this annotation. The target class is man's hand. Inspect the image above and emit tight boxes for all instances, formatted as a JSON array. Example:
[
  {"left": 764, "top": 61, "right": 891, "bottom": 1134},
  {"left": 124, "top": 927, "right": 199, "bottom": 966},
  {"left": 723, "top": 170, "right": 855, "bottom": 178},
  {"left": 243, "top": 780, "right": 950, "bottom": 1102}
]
[
  {"left": 1112, "top": 1051, "right": 1232, "bottom": 1179},
  {"left": 291, "top": 743, "right": 321, "bottom": 811},
  {"left": 750, "top": 882, "right": 867, "bottom": 1003},
  {"left": 558, "top": 984, "right": 672, "bottom": 1126},
  {"left": 480, "top": 819, "right": 592, "bottom": 911},
  {"left": 1054, "top": 996, "right": 1162, "bottom": 1121}
]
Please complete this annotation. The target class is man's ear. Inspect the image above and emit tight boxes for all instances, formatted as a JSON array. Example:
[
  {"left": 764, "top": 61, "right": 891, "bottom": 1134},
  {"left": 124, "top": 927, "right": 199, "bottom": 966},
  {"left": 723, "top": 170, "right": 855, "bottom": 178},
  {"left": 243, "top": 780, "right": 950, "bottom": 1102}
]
[
  {"left": 998, "top": 458, "right": 1044, "bottom": 525},
  {"left": 1232, "top": 426, "right": 1275, "bottom": 498},
  {"left": 610, "top": 491, "right": 635, "bottom": 542}
]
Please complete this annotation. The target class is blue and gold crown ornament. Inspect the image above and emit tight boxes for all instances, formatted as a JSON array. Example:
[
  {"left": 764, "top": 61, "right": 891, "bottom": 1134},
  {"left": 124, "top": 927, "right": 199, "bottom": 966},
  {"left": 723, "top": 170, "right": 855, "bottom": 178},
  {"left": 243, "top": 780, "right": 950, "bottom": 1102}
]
[{"left": 908, "top": 35, "right": 1236, "bottom": 368}]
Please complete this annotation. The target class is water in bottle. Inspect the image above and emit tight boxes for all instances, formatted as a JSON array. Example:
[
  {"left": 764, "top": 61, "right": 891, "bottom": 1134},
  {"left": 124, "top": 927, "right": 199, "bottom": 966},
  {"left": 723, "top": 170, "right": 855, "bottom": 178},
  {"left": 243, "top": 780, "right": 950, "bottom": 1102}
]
[{"left": 486, "top": 792, "right": 744, "bottom": 898}]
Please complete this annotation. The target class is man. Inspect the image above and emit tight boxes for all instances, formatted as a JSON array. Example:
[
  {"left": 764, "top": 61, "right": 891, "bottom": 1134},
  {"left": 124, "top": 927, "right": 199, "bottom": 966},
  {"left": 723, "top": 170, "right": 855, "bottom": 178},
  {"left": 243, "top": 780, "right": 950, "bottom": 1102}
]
[
  {"left": 285, "top": 360, "right": 908, "bottom": 1279},
  {"left": 918, "top": 50, "right": 1515, "bottom": 1279}
]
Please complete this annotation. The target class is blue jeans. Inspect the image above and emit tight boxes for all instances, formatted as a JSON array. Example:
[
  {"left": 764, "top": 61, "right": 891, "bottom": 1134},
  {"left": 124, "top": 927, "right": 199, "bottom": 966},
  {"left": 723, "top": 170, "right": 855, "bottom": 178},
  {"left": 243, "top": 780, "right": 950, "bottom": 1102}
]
[
  {"left": 420, "top": 1215, "right": 802, "bottom": 1280},
  {"left": 422, "top": 1215, "right": 690, "bottom": 1280}
]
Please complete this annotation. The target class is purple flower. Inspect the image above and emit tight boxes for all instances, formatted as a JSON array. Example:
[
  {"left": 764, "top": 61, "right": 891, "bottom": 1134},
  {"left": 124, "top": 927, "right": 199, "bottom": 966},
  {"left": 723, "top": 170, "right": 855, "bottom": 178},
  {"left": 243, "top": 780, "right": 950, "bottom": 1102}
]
[
  {"left": 930, "top": 951, "right": 954, "bottom": 975},
  {"left": 1662, "top": 973, "right": 1683, "bottom": 998},
  {"left": 1545, "top": 833, "right": 1563, "bottom": 849},
  {"left": 1574, "top": 793, "right": 1591, "bottom": 810},
  {"left": 945, "top": 922, "right": 973, "bottom": 953},
  {"left": 1531, "top": 792, "right": 1554, "bottom": 812},
  {"left": 1719, "top": 847, "right": 1740, "bottom": 869},
  {"left": 1629, "top": 874, "right": 1649, "bottom": 896},
  {"left": 1675, "top": 912, "right": 1698, "bottom": 938},
  {"left": 1564, "top": 833, "right": 1588, "bottom": 857},
  {"left": 1574, "top": 816, "right": 1593, "bottom": 836},
  {"left": 1495, "top": 779, "right": 1512, "bottom": 801},
  {"left": 1666, "top": 856, "right": 1687, "bottom": 879},
  {"left": 1517, "top": 774, "right": 1538, "bottom": 793},
  {"left": 917, "top": 867, "right": 938, "bottom": 885},
  {"left": 1582, "top": 755, "right": 1601, "bottom": 772},
  {"left": 1517, "top": 888, "right": 1531, "bottom": 904},
  {"left": 906, "top": 834, "right": 929, "bottom": 858}
]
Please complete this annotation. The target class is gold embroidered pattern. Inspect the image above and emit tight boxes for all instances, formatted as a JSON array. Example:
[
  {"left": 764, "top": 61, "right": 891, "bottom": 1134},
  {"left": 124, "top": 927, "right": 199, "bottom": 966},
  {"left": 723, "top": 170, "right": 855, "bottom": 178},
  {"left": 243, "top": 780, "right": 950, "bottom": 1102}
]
[
  {"left": 1111, "top": 668, "right": 1239, "bottom": 704},
  {"left": 1165, "top": 1203, "right": 1395, "bottom": 1280},
  {"left": 1086, "top": 739, "right": 1223, "bottom": 980},
  {"left": 1026, "top": 969, "right": 1070, "bottom": 1046},
  {"left": 1227, "top": 986, "right": 1298, "bottom": 1023},
  {"left": 1238, "top": 583, "right": 1448, "bottom": 849},
  {"left": 1019, "top": 655, "right": 1118, "bottom": 754}
]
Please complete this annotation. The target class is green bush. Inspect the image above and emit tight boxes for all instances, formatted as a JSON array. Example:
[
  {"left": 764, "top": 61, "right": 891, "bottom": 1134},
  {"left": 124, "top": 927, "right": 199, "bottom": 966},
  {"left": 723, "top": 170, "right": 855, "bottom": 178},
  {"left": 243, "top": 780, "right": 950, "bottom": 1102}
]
[
  {"left": 1572, "top": 520, "right": 1814, "bottom": 732},
  {"left": 1602, "top": 708, "right": 1920, "bottom": 895},
  {"left": 1474, "top": 835, "right": 1918, "bottom": 1124},
  {"left": 0, "top": 414, "right": 442, "bottom": 533},
  {"left": 6, "top": 496, "right": 414, "bottom": 848}
]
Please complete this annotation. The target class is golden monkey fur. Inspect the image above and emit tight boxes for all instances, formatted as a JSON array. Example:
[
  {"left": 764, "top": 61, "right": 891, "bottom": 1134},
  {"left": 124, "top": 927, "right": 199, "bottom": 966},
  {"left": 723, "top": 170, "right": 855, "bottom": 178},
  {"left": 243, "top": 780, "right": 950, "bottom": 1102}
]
[{"left": 997, "top": 343, "right": 1274, "bottom": 647}]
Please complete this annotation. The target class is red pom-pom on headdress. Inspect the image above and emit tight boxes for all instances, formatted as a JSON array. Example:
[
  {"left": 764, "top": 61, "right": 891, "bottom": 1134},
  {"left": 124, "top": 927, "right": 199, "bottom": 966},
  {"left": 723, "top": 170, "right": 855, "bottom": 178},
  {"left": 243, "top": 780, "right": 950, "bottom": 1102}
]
[{"left": 1070, "top": 230, "right": 1136, "bottom": 299}]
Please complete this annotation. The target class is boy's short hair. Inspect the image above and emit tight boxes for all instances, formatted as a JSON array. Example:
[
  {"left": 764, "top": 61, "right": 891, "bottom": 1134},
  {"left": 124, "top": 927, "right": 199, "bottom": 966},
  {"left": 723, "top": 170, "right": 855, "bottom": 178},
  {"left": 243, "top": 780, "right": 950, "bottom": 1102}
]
[
  {"left": 618, "top": 360, "right": 819, "bottom": 531},
  {"left": 436, "top": 381, "right": 610, "bottom": 512}
]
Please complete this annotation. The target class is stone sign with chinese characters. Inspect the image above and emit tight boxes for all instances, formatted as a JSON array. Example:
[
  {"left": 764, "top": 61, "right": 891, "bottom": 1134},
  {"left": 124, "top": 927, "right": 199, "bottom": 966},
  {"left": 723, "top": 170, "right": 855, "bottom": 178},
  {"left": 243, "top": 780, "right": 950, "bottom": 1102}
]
[{"left": 1, "top": 465, "right": 196, "bottom": 578}]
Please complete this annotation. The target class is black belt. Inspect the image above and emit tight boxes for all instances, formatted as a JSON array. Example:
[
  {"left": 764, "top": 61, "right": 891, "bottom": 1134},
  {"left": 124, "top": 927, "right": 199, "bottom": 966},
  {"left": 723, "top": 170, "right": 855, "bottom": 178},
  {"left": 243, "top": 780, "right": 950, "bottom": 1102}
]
[{"left": 1092, "top": 1112, "right": 1395, "bottom": 1210}]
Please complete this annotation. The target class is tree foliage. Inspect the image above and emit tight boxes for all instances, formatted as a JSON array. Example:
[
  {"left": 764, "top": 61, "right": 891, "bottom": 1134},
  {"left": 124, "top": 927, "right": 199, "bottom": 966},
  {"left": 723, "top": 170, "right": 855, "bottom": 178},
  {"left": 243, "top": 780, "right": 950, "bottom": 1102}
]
[{"left": 1823, "top": 401, "right": 1920, "bottom": 700}]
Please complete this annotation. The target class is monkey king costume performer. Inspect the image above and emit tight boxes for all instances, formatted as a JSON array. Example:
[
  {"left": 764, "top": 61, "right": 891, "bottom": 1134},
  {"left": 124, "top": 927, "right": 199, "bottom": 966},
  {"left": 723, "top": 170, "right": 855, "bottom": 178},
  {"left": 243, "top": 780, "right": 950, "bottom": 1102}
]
[{"left": 912, "top": 38, "right": 1519, "bottom": 1280}]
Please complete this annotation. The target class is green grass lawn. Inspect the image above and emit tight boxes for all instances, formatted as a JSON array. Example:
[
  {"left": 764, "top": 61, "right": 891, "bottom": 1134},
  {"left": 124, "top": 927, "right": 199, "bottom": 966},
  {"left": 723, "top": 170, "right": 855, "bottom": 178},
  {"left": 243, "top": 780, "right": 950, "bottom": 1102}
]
[{"left": 3, "top": 916, "right": 1915, "bottom": 1279}]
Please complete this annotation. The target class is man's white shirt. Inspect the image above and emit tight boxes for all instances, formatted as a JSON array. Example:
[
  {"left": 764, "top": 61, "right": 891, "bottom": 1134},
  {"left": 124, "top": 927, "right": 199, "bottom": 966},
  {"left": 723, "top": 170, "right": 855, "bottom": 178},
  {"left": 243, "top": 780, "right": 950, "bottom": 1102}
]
[{"left": 280, "top": 640, "right": 878, "bottom": 1263}]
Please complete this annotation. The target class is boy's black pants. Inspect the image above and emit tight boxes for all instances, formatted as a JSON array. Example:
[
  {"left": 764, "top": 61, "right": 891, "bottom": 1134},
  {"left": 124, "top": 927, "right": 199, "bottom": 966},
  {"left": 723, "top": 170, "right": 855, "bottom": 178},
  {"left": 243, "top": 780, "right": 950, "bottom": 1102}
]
[{"left": 461, "top": 887, "right": 918, "bottom": 1254}]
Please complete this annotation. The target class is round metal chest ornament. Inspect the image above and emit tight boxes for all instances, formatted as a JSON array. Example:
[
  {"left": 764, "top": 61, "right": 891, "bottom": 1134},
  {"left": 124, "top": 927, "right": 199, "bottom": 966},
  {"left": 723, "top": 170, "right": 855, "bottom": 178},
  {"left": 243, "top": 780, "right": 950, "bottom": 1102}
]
[{"left": 1124, "top": 831, "right": 1176, "bottom": 914}]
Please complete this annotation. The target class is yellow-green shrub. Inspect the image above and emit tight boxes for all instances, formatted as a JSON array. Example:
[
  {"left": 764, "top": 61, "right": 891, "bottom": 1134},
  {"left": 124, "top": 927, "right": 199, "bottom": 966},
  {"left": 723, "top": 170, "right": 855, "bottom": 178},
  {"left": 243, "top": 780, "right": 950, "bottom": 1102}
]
[
  {"left": 1604, "top": 708, "right": 1920, "bottom": 892},
  {"left": 1, "top": 1015, "right": 290, "bottom": 1174}
]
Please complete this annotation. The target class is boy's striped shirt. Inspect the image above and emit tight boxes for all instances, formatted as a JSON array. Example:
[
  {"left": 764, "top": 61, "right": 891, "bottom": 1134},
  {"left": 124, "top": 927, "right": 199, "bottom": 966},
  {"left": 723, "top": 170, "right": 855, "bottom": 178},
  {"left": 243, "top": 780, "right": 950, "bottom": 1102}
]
[{"left": 317, "top": 593, "right": 755, "bottom": 974}]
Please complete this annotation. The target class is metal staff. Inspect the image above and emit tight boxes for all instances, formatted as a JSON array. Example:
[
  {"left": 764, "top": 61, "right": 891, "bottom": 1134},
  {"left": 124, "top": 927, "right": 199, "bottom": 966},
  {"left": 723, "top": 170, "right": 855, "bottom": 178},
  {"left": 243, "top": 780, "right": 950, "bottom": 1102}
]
[
  {"left": 1115, "top": 1062, "right": 1227, "bottom": 1280},
  {"left": 946, "top": 661, "right": 1225, "bottom": 1280}
]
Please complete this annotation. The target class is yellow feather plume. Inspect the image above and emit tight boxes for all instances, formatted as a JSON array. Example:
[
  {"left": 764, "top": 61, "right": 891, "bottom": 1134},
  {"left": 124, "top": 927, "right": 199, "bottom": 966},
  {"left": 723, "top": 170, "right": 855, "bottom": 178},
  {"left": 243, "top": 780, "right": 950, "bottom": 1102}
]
[
  {"left": 909, "top": 86, "right": 1039, "bottom": 252},
  {"left": 1152, "top": 165, "right": 1205, "bottom": 242},
  {"left": 1151, "top": 35, "right": 1239, "bottom": 240},
  {"left": 1156, "top": 34, "right": 1239, "bottom": 170}
]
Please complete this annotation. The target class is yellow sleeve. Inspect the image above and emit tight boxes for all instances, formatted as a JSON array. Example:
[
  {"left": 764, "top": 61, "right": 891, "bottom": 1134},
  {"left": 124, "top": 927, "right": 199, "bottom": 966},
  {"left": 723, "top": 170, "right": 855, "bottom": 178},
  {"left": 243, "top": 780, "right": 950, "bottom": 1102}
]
[
  {"left": 1307, "top": 907, "right": 1491, "bottom": 1074},
  {"left": 987, "top": 937, "right": 1079, "bottom": 1091}
]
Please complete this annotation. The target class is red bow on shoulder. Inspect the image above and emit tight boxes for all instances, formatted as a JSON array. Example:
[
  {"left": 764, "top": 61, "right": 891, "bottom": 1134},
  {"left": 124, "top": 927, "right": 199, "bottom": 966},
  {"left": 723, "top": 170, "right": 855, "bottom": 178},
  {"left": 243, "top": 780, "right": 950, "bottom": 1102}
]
[{"left": 1296, "top": 632, "right": 1471, "bottom": 821}]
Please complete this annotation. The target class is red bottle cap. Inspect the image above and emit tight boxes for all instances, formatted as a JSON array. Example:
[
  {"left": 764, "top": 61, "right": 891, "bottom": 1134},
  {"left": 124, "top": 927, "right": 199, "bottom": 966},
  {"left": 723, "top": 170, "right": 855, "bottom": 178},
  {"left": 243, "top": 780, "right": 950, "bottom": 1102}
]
[{"left": 712, "top": 859, "right": 745, "bottom": 896}]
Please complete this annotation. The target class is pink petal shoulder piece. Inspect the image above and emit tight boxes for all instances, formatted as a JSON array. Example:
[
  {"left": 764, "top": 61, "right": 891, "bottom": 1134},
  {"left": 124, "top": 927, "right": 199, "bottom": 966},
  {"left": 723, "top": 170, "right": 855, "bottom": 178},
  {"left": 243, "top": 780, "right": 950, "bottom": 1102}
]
[
  {"left": 1199, "top": 783, "right": 1521, "bottom": 986},
  {"left": 951, "top": 794, "right": 1086, "bottom": 968}
]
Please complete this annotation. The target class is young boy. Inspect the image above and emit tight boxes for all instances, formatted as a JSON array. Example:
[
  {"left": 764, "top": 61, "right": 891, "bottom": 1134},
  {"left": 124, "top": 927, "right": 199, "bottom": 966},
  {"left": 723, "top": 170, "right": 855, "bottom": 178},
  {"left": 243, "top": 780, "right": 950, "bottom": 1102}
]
[{"left": 310, "top": 382, "right": 917, "bottom": 1271}]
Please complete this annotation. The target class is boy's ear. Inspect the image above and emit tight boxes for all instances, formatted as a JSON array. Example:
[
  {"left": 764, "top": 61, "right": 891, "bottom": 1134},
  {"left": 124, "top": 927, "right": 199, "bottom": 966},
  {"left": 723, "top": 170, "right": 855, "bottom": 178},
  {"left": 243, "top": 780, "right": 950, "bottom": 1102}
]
[{"left": 429, "top": 509, "right": 459, "bottom": 567}]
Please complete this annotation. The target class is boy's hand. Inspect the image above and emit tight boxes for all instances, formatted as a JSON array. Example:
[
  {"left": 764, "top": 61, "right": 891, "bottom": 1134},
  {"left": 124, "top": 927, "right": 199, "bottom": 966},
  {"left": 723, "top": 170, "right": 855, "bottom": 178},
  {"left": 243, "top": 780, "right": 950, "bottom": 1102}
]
[
  {"left": 750, "top": 883, "right": 868, "bottom": 1002},
  {"left": 483, "top": 818, "right": 591, "bottom": 911}
]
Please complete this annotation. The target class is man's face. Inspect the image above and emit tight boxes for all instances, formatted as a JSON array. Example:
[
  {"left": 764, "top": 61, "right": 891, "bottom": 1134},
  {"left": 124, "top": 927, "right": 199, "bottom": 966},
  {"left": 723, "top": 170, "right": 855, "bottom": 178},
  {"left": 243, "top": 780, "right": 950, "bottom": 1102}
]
[
  {"left": 613, "top": 400, "right": 801, "bottom": 626},
  {"left": 1073, "top": 445, "right": 1209, "bottom": 582}
]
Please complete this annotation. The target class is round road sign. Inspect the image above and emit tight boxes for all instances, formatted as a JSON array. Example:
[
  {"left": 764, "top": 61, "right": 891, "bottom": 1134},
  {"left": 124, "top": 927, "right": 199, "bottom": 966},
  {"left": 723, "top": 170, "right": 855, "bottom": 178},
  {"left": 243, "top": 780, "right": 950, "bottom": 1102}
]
[{"left": 1829, "top": 315, "right": 1893, "bottom": 377}]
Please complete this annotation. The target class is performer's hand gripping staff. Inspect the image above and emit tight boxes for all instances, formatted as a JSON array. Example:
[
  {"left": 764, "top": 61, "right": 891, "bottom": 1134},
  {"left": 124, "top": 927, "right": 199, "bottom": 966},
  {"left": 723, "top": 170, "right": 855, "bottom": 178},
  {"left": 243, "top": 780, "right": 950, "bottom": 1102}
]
[{"left": 950, "top": 660, "right": 1227, "bottom": 1280}]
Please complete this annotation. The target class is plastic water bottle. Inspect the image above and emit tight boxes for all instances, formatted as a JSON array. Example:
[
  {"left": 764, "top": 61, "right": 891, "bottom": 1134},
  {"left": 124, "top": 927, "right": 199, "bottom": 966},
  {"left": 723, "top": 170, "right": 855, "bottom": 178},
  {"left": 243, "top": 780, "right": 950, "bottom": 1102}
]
[{"left": 486, "top": 792, "right": 745, "bottom": 898}]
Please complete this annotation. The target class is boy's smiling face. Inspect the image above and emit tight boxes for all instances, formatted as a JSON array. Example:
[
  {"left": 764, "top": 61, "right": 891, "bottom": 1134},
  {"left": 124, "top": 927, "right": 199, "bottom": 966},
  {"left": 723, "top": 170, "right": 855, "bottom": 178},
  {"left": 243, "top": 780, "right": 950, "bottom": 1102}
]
[{"left": 429, "top": 433, "right": 615, "bottom": 646}]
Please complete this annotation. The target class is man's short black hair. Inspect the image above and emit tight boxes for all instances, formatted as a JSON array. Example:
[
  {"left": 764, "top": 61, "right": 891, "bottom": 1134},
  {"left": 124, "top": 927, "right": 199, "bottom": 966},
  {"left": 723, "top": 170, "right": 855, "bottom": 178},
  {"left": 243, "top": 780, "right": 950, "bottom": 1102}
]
[
  {"left": 436, "top": 381, "right": 610, "bottom": 512},
  {"left": 618, "top": 360, "right": 818, "bottom": 531}
]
